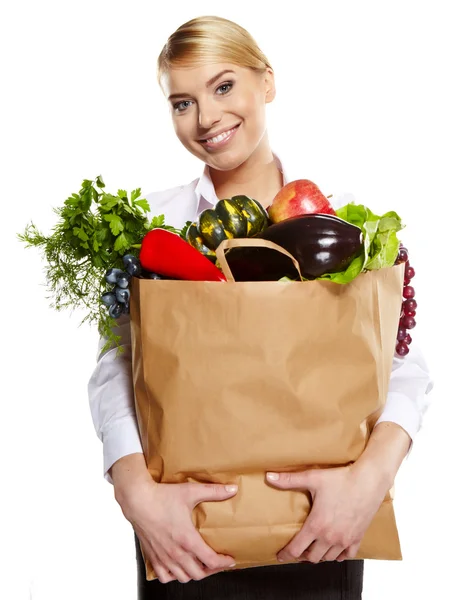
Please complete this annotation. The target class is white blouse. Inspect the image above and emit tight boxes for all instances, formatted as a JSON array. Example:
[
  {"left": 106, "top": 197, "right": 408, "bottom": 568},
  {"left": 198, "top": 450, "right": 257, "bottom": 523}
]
[{"left": 87, "top": 152, "right": 433, "bottom": 484}]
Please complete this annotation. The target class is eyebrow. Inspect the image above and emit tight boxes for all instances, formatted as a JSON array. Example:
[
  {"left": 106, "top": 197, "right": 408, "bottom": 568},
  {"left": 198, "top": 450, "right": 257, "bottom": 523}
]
[{"left": 167, "top": 69, "right": 236, "bottom": 101}]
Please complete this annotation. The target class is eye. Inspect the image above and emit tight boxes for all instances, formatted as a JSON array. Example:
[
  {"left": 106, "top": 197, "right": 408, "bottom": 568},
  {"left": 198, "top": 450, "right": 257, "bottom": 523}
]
[
  {"left": 173, "top": 100, "right": 193, "bottom": 113},
  {"left": 172, "top": 82, "right": 234, "bottom": 113},
  {"left": 217, "top": 81, "right": 233, "bottom": 95}
]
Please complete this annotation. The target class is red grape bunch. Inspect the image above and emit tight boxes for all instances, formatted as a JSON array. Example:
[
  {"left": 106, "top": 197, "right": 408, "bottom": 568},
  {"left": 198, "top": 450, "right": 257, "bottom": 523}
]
[{"left": 394, "top": 244, "right": 416, "bottom": 357}]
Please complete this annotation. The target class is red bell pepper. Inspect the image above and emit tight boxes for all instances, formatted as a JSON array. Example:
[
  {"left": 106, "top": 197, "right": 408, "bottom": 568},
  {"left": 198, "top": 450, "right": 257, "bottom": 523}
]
[{"left": 139, "top": 228, "right": 226, "bottom": 282}]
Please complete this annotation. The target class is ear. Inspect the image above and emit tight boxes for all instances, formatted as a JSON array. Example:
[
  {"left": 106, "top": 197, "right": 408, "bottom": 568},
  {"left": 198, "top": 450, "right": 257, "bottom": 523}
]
[{"left": 264, "top": 67, "right": 276, "bottom": 103}]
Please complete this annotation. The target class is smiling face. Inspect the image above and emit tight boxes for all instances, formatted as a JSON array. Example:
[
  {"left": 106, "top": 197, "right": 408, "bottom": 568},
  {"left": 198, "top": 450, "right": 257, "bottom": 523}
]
[{"left": 161, "top": 62, "right": 275, "bottom": 171}]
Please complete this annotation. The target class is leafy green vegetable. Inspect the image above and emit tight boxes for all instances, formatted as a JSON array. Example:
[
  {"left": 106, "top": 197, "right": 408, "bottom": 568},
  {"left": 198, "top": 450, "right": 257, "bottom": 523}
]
[
  {"left": 179, "top": 220, "right": 193, "bottom": 240},
  {"left": 18, "top": 176, "right": 184, "bottom": 354},
  {"left": 316, "top": 203, "right": 404, "bottom": 284}
]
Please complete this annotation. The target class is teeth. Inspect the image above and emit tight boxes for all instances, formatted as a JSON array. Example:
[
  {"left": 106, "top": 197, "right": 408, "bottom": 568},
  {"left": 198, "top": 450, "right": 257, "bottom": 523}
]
[{"left": 206, "top": 127, "right": 236, "bottom": 144}]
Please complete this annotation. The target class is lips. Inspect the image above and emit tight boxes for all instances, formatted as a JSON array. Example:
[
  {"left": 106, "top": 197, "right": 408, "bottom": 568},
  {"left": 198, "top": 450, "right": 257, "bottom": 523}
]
[{"left": 198, "top": 123, "right": 241, "bottom": 147}]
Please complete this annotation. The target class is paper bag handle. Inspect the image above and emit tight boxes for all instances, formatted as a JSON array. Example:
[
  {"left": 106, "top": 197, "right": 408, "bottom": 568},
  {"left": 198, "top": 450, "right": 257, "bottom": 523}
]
[{"left": 215, "top": 237, "right": 303, "bottom": 282}]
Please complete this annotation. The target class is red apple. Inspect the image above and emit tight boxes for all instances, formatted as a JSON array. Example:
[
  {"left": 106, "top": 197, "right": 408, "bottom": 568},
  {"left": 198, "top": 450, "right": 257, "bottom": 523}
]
[{"left": 268, "top": 179, "right": 336, "bottom": 223}]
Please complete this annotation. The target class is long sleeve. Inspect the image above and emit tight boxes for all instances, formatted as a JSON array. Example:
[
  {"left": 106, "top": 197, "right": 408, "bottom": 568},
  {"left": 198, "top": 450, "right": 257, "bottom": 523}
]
[
  {"left": 375, "top": 341, "right": 434, "bottom": 452},
  {"left": 86, "top": 186, "right": 195, "bottom": 484},
  {"left": 329, "top": 191, "right": 434, "bottom": 450},
  {"left": 87, "top": 307, "right": 143, "bottom": 485}
]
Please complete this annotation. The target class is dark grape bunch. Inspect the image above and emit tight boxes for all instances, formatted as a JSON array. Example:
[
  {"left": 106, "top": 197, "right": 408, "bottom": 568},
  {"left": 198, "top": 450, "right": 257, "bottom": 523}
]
[
  {"left": 394, "top": 244, "right": 416, "bottom": 357},
  {"left": 101, "top": 254, "right": 141, "bottom": 318},
  {"left": 100, "top": 255, "right": 167, "bottom": 319}
]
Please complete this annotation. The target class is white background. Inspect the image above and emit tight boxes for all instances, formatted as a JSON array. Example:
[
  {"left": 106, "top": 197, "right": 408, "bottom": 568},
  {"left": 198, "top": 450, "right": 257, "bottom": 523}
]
[{"left": 1, "top": 1, "right": 475, "bottom": 598}]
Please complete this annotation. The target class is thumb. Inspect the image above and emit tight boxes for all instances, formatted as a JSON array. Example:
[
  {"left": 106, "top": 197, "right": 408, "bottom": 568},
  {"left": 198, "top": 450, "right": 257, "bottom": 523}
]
[
  {"left": 185, "top": 482, "right": 238, "bottom": 509},
  {"left": 266, "top": 470, "right": 311, "bottom": 490}
]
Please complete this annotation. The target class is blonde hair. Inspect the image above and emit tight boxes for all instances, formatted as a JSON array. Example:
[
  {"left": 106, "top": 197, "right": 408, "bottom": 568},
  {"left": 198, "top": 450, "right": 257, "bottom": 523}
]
[{"left": 157, "top": 15, "right": 272, "bottom": 92}]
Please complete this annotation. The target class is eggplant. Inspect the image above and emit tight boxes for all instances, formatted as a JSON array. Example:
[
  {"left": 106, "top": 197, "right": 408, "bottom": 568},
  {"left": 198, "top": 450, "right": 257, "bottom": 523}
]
[{"left": 224, "top": 214, "right": 363, "bottom": 281}]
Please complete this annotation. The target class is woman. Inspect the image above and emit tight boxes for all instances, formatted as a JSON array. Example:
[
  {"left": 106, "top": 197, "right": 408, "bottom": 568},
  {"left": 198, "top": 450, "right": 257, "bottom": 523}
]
[{"left": 88, "top": 15, "right": 433, "bottom": 599}]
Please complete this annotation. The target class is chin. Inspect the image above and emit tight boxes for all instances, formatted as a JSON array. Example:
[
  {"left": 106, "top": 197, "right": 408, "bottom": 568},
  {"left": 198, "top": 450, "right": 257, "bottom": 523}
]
[
  {"left": 207, "top": 148, "right": 253, "bottom": 171},
  {"left": 209, "top": 156, "right": 244, "bottom": 171}
]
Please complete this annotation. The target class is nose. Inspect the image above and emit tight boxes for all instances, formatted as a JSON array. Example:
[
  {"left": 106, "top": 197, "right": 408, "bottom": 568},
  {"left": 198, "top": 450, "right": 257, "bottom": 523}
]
[{"left": 198, "top": 98, "right": 222, "bottom": 130}]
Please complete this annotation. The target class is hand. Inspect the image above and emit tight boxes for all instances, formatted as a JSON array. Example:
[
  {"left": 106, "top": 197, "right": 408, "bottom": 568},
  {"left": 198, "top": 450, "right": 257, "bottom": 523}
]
[
  {"left": 118, "top": 478, "right": 238, "bottom": 584},
  {"left": 266, "top": 463, "right": 389, "bottom": 563}
]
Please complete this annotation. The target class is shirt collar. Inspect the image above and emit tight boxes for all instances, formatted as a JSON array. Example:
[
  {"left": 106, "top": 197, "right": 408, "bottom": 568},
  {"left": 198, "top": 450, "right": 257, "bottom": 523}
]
[{"left": 194, "top": 150, "right": 289, "bottom": 215}]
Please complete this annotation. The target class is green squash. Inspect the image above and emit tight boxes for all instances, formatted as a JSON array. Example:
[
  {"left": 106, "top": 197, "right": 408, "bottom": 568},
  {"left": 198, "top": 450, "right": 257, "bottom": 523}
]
[
  {"left": 198, "top": 209, "right": 231, "bottom": 250},
  {"left": 215, "top": 199, "right": 247, "bottom": 238},
  {"left": 231, "top": 195, "right": 269, "bottom": 236},
  {"left": 192, "top": 195, "right": 269, "bottom": 255},
  {"left": 185, "top": 222, "right": 217, "bottom": 263}
]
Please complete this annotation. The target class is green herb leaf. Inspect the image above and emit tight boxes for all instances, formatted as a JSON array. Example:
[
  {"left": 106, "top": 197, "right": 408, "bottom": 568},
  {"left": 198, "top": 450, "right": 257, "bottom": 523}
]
[
  {"left": 103, "top": 213, "right": 124, "bottom": 236},
  {"left": 179, "top": 220, "right": 193, "bottom": 240},
  {"left": 73, "top": 226, "right": 89, "bottom": 242},
  {"left": 113, "top": 232, "right": 129, "bottom": 251},
  {"left": 135, "top": 198, "right": 151, "bottom": 213},
  {"left": 149, "top": 215, "right": 165, "bottom": 229},
  {"left": 131, "top": 188, "right": 142, "bottom": 202},
  {"left": 99, "top": 193, "right": 120, "bottom": 210}
]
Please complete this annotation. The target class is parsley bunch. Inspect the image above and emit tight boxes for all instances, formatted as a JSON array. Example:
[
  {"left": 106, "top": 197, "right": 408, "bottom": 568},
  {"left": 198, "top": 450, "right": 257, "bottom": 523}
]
[{"left": 18, "top": 175, "right": 189, "bottom": 353}]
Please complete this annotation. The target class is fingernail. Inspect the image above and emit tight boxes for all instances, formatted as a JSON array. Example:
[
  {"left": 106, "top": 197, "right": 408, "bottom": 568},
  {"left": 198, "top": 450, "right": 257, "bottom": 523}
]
[
  {"left": 277, "top": 557, "right": 284, "bottom": 562},
  {"left": 225, "top": 485, "right": 238, "bottom": 492},
  {"left": 267, "top": 472, "right": 279, "bottom": 481},
  {"left": 229, "top": 563, "right": 236, "bottom": 567}
]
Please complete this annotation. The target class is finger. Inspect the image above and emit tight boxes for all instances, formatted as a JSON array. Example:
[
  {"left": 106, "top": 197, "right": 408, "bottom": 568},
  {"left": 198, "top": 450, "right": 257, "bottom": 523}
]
[
  {"left": 321, "top": 544, "right": 346, "bottom": 562},
  {"left": 173, "top": 549, "right": 214, "bottom": 582},
  {"left": 154, "top": 563, "right": 177, "bottom": 584},
  {"left": 277, "top": 525, "right": 317, "bottom": 562},
  {"left": 346, "top": 541, "right": 361, "bottom": 559},
  {"left": 161, "top": 546, "right": 195, "bottom": 584},
  {"left": 176, "top": 539, "right": 235, "bottom": 581},
  {"left": 266, "top": 470, "right": 311, "bottom": 491},
  {"left": 335, "top": 541, "right": 361, "bottom": 562},
  {"left": 138, "top": 534, "right": 177, "bottom": 584},
  {"left": 201, "top": 563, "right": 233, "bottom": 578},
  {"left": 183, "top": 482, "right": 238, "bottom": 509},
  {"left": 301, "top": 539, "right": 331, "bottom": 564},
  {"left": 185, "top": 527, "right": 236, "bottom": 571},
  {"left": 140, "top": 531, "right": 210, "bottom": 584},
  {"left": 178, "top": 554, "right": 236, "bottom": 581}
]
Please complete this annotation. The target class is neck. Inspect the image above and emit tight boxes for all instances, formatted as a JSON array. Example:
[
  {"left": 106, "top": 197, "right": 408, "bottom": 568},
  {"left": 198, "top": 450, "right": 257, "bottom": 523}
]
[{"left": 208, "top": 133, "right": 283, "bottom": 208}]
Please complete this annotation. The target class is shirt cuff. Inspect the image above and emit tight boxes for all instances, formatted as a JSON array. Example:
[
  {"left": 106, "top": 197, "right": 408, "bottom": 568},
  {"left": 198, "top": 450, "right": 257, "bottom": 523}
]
[
  {"left": 374, "top": 391, "right": 422, "bottom": 457},
  {"left": 102, "top": 417, "right": 144, "bottom": 485}
]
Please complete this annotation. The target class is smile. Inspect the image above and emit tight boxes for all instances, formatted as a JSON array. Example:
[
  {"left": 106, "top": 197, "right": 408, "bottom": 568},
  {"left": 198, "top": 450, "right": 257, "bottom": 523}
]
[{"left": 200, "top": 124, "right": 240, "bottom": 149}]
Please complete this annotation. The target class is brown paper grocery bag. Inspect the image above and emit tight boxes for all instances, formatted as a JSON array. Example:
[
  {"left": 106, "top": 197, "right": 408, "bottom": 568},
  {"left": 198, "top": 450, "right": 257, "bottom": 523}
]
[{"left": 129, "top": 238, "right": 405, "bottom": 581}]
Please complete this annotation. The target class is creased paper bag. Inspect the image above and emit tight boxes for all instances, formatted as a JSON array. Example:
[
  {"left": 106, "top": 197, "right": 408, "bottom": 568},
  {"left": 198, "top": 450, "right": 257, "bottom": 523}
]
[{"left": 129, "top": 241, "right": 405, "bottom": 582}]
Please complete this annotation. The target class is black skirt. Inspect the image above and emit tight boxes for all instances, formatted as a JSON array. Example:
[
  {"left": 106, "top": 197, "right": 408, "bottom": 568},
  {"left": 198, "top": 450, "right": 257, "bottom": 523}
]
[{"left": 135, "top": 532, "right": 364, "bottom": 600}]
